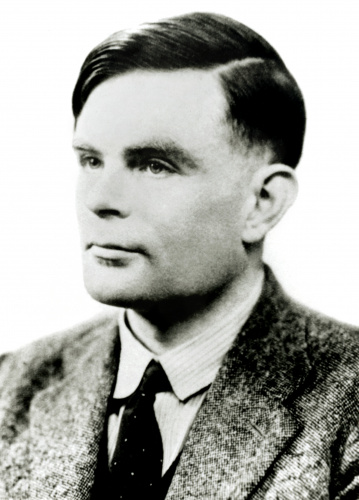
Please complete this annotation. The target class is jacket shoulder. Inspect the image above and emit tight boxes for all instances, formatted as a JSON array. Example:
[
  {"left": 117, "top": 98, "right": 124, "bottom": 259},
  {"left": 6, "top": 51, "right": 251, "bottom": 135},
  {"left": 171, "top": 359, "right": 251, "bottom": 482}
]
[
  {"left": 278, "top": 296, "right": 359, "bottom": 392},
  {"left": 257, "top": 267, "right": 359, "bottom": 387},
  {"left": 290, "top": 298, "right": 359, "bottom": 355},
  {"left": 0, "top": 312, "right": 119, "bottom": 397}
]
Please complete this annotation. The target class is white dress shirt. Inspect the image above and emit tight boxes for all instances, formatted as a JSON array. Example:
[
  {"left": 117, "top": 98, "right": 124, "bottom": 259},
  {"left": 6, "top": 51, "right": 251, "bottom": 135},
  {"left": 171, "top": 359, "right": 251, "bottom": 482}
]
[{"left": 108, "top": 272, "right": 263, "bottom": 474}]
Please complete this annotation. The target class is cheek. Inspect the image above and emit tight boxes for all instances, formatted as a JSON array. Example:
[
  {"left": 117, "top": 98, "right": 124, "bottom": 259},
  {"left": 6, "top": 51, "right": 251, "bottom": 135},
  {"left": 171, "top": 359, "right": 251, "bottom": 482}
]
[
  {"left": 143, "top": 186, "right": 245, "bottom": 258},
  {"left": 75, "top": 194, "right": 89, "bottom": 240},
  {"left": 146, "top": 197, "right": 248, "bottom": 295},
  {"left": 75, "top": 177, "right": 87, "bottom": 217}
]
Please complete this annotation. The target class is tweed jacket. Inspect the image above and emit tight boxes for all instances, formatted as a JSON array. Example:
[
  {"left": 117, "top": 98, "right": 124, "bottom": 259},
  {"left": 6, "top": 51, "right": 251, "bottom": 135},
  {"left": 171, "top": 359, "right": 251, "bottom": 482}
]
[{"left": 0, "top": 268, "right": 359, "bottom": 499}]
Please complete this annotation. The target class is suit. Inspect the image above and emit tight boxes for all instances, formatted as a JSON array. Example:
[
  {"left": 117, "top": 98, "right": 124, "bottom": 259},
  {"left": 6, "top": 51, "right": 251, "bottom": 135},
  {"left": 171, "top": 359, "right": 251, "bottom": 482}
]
[{"left": 1, "top": 267, "right": 359, "bottom": 499}]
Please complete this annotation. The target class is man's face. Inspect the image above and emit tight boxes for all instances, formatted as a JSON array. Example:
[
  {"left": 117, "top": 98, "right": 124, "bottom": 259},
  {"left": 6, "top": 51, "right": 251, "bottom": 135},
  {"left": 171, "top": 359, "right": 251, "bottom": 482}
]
[{"left": 74, "top": 70, "right": 255, "bottom": 309}]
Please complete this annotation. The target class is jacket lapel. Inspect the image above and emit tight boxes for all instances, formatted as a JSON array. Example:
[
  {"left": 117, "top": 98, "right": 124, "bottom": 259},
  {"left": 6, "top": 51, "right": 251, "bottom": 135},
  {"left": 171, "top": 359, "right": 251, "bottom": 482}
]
[
  {"left": 167, "top": 268, "right": 311, "bottom": 500},
  {"left": 27, "top": 320, "right": 119, "bottom": 499}
]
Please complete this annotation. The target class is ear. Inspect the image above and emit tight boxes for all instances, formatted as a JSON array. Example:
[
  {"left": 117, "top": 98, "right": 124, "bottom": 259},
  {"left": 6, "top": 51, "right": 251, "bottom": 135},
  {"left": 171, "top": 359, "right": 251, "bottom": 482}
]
[{"left": 242, "top": 164, "right": 298, "bottom": 244}]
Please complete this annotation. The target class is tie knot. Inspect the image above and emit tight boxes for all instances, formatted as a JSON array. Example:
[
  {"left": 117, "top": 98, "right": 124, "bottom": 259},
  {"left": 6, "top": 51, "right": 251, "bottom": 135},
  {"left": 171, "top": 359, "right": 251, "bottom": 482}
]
[{"left": 139, "top": 360, "right": 171, "bottom": 396}]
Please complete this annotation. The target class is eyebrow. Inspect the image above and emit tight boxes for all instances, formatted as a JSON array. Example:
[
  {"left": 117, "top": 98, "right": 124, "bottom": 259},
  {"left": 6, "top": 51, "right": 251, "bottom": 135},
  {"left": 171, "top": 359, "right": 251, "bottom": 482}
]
[
  {"left": 123, "top": 139, "right": 200, "bottom": 170},
  {"left": 72, "top": 141, "right": 102, "bottom": 156}
]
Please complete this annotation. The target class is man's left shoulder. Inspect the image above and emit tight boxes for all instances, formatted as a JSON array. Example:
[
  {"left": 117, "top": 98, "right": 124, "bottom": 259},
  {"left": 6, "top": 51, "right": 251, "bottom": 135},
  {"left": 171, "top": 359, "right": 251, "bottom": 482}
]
[{"left": 288, "top": 297, "right": 359, "bottom": 374}]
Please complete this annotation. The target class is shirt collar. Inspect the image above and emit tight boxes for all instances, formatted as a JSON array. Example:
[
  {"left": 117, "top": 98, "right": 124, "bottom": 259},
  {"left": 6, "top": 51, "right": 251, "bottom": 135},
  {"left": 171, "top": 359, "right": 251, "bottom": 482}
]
[{"left": 113, "top": 270, "right": 264, "bottom": 402}]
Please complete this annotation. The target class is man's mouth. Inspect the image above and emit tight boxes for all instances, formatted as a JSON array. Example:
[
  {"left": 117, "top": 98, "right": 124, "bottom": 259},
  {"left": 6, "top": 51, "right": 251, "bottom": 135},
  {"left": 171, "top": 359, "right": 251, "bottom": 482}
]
[{"left": 87, "top": 243, "right": 140, "bottom": 260}]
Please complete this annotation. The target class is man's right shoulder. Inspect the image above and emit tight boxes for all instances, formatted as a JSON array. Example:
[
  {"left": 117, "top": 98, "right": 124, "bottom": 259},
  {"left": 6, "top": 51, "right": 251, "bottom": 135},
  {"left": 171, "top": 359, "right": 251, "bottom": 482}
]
[{"left": 0, "top": 311, "right": 119, "bottom": 394}]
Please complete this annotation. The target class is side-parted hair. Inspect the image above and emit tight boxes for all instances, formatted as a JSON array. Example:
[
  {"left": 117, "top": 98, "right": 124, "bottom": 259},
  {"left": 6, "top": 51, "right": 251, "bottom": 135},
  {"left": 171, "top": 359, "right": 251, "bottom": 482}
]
[{"left": 72, "top": 12, "right": 306, "bottom": 168}]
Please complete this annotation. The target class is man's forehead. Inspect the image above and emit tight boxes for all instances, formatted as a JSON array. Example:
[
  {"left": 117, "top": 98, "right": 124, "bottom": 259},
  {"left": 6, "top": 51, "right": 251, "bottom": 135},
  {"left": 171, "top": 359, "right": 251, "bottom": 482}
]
[
  {"left": 78, "top": 69, "right": 228, "bottom": 122},
  {"left": 74, "top": 69, "right": 233, "bottom": 152}
]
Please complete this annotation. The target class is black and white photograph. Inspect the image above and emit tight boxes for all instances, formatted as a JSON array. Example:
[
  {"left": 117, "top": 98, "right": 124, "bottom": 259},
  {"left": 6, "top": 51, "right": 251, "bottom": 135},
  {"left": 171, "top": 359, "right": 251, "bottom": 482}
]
[{"left": 0, "top": 1, "right": 358, "bottom": 498}]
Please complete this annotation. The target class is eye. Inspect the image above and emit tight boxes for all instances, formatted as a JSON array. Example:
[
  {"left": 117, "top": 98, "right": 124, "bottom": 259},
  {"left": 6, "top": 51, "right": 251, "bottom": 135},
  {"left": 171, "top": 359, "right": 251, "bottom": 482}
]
[
  {"left": 142, "top": 159, "right": 174, "bottom": 176},
  {"left": 79, "top": 155, "right": 102, "bottom": 169}
]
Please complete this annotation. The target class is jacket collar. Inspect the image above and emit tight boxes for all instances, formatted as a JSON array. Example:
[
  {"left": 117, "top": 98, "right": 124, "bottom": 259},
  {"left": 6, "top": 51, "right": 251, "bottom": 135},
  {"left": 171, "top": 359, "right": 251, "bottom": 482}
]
[{"left": 166, "top": 266, "right": 311, "bottom": 499}]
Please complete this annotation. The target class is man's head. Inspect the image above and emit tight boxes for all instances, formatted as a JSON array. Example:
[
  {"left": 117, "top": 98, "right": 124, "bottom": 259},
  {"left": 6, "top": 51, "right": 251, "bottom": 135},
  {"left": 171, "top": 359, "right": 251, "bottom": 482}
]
[
  {"left": 73, "top": 12, "right": 305, "bottom": 168},
  {"left": 72, "top": 13, "right": 304, "bottom": 310}
]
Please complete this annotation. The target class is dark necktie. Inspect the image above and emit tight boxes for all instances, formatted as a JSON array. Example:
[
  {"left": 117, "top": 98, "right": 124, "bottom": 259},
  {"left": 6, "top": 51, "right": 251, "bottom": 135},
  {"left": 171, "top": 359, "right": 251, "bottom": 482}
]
[{"left": 109, "top": 360, "right": 171, "bottom": 499}]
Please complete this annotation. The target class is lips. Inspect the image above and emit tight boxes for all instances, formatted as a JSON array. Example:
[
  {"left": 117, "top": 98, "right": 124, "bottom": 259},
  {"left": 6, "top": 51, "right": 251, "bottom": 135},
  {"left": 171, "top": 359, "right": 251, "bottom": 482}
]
[{"left": 87, "top": 243, "right": 142, "bottom": 260}]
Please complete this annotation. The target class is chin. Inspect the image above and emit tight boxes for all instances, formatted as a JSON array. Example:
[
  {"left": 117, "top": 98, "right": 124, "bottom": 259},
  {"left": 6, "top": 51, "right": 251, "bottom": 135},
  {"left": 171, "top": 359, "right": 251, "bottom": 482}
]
[
  {"left": 81, "top": 255, "right": 146, "bottom": 306},
  {"left": 84, "top": 278, "right": 139, "bottom": 307},
  {"left": 82, "top": 267, "right": 155, "bottom": 309}
]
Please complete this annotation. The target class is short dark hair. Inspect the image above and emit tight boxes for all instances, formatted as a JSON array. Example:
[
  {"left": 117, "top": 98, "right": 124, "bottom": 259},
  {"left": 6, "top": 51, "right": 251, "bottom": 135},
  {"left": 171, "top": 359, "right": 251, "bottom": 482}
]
[{"left": 72, "top": 12, "right": 306, "bottom": 167}]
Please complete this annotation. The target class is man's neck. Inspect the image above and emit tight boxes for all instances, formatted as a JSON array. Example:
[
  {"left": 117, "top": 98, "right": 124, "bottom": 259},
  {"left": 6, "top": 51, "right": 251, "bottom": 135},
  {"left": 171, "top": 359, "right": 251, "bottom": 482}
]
[{"left": 126, "top": 264, "right": 264, "bottom": 355}]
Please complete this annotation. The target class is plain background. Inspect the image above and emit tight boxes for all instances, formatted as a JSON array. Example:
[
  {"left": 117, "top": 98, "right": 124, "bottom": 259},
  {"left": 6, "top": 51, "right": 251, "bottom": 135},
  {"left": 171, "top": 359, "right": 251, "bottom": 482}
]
[{"left": 1, "top": 0, "right": 358, "bottom": 353}]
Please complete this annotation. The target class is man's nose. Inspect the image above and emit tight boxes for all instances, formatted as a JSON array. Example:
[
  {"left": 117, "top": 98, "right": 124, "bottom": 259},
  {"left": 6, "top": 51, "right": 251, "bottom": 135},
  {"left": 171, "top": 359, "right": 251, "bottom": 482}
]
[{"left": 81, "top": 164, "right": 131, "bottom": 219}]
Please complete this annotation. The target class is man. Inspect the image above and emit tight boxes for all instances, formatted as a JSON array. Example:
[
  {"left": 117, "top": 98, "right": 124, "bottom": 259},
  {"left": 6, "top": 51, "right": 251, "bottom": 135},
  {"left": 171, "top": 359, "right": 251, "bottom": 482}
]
[{"left": 0, "top": 11, "right": 358, "bottom": 500}]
